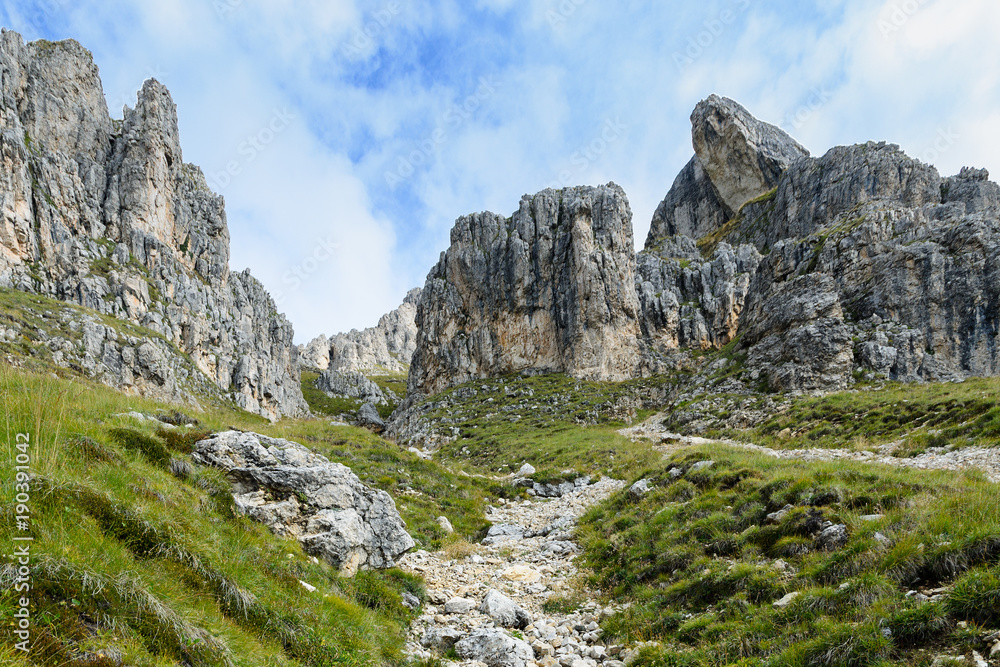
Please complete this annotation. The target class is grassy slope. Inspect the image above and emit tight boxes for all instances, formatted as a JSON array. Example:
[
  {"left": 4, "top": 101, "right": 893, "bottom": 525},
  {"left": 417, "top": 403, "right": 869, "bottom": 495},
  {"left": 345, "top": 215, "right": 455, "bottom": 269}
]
[
  {"left": 408, "top": 373, "right": 673, "bottom": 481},
  {"left": 0, "top": 364, "right": 502, "bottom": 667},
  {"left": 396, "top": 372, "right": 1000, "bottom": 667},
  {"left": 725, "top": 377, "right": 1000, "bottom": 456},
  {"left": 300, "top": 371, "right": 407, "bottom": 421},
  {"left": 5, "top": 281, "right": 1000, "bottom": 667},
  {"left": 578, "top": 446, "right": 1000, "bottom": 667}
]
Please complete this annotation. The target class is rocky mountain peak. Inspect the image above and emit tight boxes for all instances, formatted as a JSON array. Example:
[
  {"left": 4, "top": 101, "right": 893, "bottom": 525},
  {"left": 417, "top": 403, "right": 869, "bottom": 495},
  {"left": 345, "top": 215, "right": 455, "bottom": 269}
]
[
  {"left": 300, "top": 287, "right": 423, "bottom": 374},
  {"left": 691, "top": 94, "right": 810, "bottom": 213},
  {"left": 407, "top": 183, "right": 643, "bottom": 398},
  {"left": 403, "top": 93, "right": 1000, "bottom": 407},
  {"left": 0, "top": 30, "right": 305, "bottom": 419}
]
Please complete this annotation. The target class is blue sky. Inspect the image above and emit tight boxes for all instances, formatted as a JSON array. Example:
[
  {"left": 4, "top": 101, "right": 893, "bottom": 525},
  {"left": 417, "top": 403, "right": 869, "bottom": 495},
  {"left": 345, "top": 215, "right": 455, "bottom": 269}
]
[{"left": 2, "top": 0, "right": 998, "bottom": 342}]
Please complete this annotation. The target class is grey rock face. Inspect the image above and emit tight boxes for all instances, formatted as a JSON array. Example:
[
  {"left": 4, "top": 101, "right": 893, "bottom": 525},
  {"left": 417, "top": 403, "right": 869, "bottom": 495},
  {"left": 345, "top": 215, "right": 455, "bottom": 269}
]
[
  {"left": 455, "top": 628, "right": 535, "bottom": 667},
  {"left": 314, "top": 370, "right": 393, "bottom": 406},
  {"left": 646, "top": 155, "right": 731, "bottom": 243},
  {"left": 740, "top": 273, "right": 854, "bottom": 392},
  {"left": 744, "top": 142, "right": 942, "bottom": 248},
  {"left": 408, "top": 184, "right": 643, "bottom": 397},
  {"left": 637, "top": 236, "right": 761, "bottom": 352},
  {"left": 479, "top": 589, "right": 531, "bottom": 629},
  {"left": 0, "top": 31, "right": 306, "bottom": 420},
  {"left": 691, "top": 94, "right": 809, "bottom": 212},
  {"left": 300, "top": 288, "right": 422, "bottom": 373},
  {"left": 643, "top": 95, "right": 1000, "bottom": 391},
  {"left": 192, "top": 431, "right": 414, "bottom": 575}
]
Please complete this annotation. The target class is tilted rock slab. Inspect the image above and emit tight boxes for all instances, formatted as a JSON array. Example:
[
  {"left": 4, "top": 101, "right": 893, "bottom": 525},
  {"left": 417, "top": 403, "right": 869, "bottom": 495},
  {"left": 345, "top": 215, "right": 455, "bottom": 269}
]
[
  {"left": 0, "top": 31, "right": 307, "bottom": 419},
  {"left": 408, "top": 184, "right": 644, "bottom": 397},
  {"left": 192, "top": 431, "right": 414, "bottom": 576},
  {"left": 690, "top": 94, "right": 809, "bottom": 213}
]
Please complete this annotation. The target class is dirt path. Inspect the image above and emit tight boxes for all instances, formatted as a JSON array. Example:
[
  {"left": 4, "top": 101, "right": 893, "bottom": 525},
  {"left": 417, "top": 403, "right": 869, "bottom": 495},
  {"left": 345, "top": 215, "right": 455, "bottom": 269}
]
[{"left": 620, "top": 416, "right": 1000, "bottom": 483}]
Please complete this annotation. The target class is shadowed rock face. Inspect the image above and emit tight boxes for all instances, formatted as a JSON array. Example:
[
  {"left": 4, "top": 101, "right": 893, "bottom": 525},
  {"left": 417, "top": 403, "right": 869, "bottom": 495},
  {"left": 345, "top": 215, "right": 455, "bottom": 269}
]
[
  {"left": 408, "top": 184, "right": 643, "bottom": 397},
  {"left": 0, "top": 31, "right": 307, "bottom": 419},
  {"left": 646, "top": 155, "right": 732, "bottom": 244}
]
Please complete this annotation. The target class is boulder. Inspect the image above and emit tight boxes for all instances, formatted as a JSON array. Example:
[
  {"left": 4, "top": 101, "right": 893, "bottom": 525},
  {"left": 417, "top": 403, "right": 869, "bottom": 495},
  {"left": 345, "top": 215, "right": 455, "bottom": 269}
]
[
  {"left": 357, "top": 403, "right": 387, "bottom": 433},
  {"left": 815, "top": 524, "right": 849, "bottom": 551},
  {"left": 192, "top": 431, "right": 414, "bottom": 575},
  {"left": 479, "top": 589, "right": 532, "bottom": 629},
  {"left": 455, "top": 628, "right": 535, "bottom": 667},
  {"left": 444, "top": 597, "right": 476, "bottom": 614},
  {"left": 421, "top": 626, "right": 464, "bottom": 650},
  {"left": 314, "top": 370, "right": 390, "bottom": 406},
  {"left": 629, "top": 479, "right": 653, "bottom": 498}
]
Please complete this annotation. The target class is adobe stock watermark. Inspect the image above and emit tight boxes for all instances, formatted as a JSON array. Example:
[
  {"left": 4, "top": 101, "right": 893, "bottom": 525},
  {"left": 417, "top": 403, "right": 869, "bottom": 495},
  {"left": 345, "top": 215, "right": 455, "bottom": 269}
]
[
  {"left": 105, "top": 66, "right": 170, "bottom": 116},
  {"left": 783, "top": 87, "right": 833, "bottom": 131},
  {"left": 546, "top": 0, "right": 587, "bottom": 30},
  {"left": 208, "top": 108, "right": 296, "bottom": 192},
  {"left": 551, "top": 117, "right": 628, "bottom": 188},
  {"left": 673, "top": 0, "right": 752, "bottom": 71},
  {"left": 213, "top": 0, "right": 246, "bottom": 19},
  {"left": 342, "top": 2, "right": 403, "bottom": 58},
  {"left": 9, "top": 432, "right": 33, "bottom": 654},
  {"left": 920, "top": 127, "right": 959, "bottom": 166},
  {"left": 384, "top": 76, "right": 501, "bottom": 189},
  {"left": 878, "top": 0, "right": 933, "bottom": 39},
  {"left": 272, "top": 235, "right": 340, "bottom": 307},
  {"left": 38, "top": 0, "right": 72, "bottom": 18}
]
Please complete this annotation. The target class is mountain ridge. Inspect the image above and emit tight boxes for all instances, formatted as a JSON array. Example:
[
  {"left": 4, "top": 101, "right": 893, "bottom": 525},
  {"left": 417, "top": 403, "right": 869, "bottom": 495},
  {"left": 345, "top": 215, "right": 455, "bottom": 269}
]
[{"left": 0, "top": 30, "right": 307, "bottom": 420}]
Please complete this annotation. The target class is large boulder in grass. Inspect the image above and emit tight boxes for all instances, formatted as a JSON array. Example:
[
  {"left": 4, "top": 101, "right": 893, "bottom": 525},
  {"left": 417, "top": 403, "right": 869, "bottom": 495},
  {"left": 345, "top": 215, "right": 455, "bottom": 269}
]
[{"left": 192, "top": 430, "right": 414, "bottom": 575}]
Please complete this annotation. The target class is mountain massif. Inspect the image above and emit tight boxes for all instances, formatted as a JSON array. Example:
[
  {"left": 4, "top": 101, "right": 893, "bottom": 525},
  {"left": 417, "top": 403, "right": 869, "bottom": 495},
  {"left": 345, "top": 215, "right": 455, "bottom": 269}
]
[
  {"left": 0, "top": 30, "right": 307, "bottom": 420},
  {"left": 4, "top": 30, "right": 1000, "bottom": 667},
  {"left": 401, "top": 93, "right": 1000, "bottom": 405}
]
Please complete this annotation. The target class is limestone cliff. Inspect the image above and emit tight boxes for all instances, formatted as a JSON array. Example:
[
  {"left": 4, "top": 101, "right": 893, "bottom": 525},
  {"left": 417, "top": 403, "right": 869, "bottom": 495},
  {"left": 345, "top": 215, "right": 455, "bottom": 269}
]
[
  {"left": 408, "top": 93, "right": 1000, "bottom": 399},
  {"left": 0, "top": 31, "right": 307, "bottom": 419},
  {"left": 407, "top": 184, "right": 643, "bottom": 397},
  {"left": 644, "top": 95, "right": 1000, "bottom": 391}
]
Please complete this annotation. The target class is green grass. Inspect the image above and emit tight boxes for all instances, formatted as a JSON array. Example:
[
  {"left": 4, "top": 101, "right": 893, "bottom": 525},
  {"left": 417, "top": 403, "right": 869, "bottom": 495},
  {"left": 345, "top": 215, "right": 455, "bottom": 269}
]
[
  {"left": 577, "top": 445, "right": 1000, "bottom": 667},
  {"left": 300, "top": 370, "right": 367, "bottom": 418},
  {"left": 0, "top": 362, "right": 507, "bottom": 666},
  {"left": 732, "top": 377, "right": 1000, "bottom": 455},
  {"left": 411, "top": 373, "right": 674, "bottom": 479}
]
